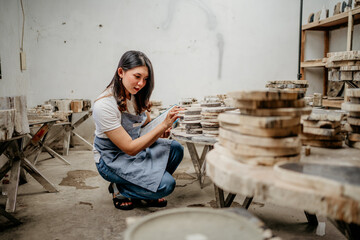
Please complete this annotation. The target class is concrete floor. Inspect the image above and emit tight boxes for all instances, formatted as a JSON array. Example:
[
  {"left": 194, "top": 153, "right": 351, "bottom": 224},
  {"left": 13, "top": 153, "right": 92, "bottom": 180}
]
[{"left": 0, "top": 147, "right": 346, "bottom": 240}]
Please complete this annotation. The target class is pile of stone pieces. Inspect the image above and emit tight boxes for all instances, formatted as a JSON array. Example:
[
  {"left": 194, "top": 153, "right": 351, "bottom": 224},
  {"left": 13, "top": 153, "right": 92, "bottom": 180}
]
[
  {"left": 176, "top": 98, "right": 198, "bottom": 132},
  {"left": 182, "top": 107, "right": 202, "bottom": 134},
  {"left": 179, "top": 98, "right": 197, "bottom": 108},
  {"left": 266, "top": 80, "right": 309, "bottom": 94},
  {"left": 301, "top": 109, "right": 345, "bottom": 149},
  {"left": 216, "top": 90, "right": 311, "bottom": 166},
  {"left": 27, "top": 104, "right": 54, "bottom": 119},
  {"left": 327, "top": 51, "right": 360, "bottom": 96},
  {"left": 342, "top": 89, "right": 360, "bottom": 149},
  {"left": 27, "top": 99, "right": 91, "bottom": 122}
]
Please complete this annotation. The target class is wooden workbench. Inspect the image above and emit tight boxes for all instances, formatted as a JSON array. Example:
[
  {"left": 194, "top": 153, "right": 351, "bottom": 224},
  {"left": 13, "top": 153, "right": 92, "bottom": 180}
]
[
  {"left": 206, "top": 144, "right": 360, "bottom": 237},
  {"left": 171, "top": 129, "right": 217, "bottom": 188}
]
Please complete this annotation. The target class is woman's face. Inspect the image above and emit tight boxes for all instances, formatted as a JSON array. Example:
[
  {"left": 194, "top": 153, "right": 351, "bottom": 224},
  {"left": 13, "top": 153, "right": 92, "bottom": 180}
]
[{"left": 118, "top": 66, "right": 148, "bottom": 97}]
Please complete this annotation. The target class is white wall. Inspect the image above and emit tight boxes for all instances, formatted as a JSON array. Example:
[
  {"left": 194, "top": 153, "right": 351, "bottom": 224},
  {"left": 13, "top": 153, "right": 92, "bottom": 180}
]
[
  {"left": 0, "top": 0, "right": 29, "bottom": 97},
  {"left": 1, "top": 0, "right": 358, "bottom": 107}
]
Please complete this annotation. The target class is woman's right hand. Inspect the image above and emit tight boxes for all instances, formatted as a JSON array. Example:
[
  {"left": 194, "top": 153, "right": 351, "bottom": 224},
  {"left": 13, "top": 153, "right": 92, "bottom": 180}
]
[{"left": 162, "top": 106, "right": 184, "bottom": 129}]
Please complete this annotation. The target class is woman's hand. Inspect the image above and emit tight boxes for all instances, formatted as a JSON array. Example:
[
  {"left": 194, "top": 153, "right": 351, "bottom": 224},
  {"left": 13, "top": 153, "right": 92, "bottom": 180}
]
[
  {"left": 161, "top": 106, "right": 184, "bottom": 130},
  {"left": 160, "top": 127, "right": 172, "bottom": 138}
]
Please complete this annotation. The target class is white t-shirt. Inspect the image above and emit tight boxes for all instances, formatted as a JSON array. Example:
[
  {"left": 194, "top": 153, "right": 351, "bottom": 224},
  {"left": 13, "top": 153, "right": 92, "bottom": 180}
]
[
  {"left": 92, "top": 89, "right": 137, "bottom": 163},
  {"left": 93, "top": 89, "right": 136, "bottom": 139}
]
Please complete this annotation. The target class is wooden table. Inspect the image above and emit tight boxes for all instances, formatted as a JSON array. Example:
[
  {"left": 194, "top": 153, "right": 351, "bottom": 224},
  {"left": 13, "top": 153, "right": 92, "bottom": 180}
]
[
  {"left": 0, "top": 135, "right": 58, "bottom": 215},
  {"left": 171, "top": 129, "right": 217, "bottom": 188},
  {"left": 27, "top": 118, "right": 71, "bottom": 165},
  {"left": 62, "top": 110, "right": 93, "bottom": 155},
  {"left": 206, "top": 144, "right": 360, "bottom": 238}
]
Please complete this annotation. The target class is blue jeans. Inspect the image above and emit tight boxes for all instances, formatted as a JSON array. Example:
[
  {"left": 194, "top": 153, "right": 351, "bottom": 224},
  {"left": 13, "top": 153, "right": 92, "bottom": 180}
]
[{"left": 96, "top": 140, "right": 184, "bottom": 200}]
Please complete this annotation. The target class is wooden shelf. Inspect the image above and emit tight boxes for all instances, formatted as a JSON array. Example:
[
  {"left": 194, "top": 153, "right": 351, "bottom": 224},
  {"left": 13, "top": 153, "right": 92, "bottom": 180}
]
[
  {"left": 303, "top": 7, "right": 360, "bottom": 30},
  {"left": 301, "top": 6, "right": 360, "bottom": 96},
  {"left": 301, "top": 59, "right": 326, "bottom": 68}
]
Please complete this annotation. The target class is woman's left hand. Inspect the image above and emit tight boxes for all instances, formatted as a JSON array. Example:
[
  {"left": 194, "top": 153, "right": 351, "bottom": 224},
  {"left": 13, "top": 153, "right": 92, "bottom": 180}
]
[{"left": 160, "top": 127, "right": 172, "bottom": 138}]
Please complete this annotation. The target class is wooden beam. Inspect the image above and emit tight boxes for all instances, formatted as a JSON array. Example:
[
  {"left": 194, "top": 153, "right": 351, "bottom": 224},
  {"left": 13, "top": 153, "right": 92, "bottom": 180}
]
[
  {"left": 301, "top": 30, "right": 306, "bottom": 80},
  {"left": 347, "top": 11, "right": 354, "bottom": 51},
  {"left": 324, "top": 30, "right": 329, "bottom": 96}
]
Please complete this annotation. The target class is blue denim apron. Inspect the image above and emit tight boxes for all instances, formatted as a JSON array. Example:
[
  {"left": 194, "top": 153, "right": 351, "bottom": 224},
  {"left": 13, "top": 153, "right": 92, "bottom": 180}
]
[{"left": 94, "top": 112, "right": 172, "bottom": 192}]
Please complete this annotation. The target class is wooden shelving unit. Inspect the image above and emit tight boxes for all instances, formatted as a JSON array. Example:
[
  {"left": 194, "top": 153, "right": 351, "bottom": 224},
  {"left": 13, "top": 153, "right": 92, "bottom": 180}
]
[{"left": 300, "top": 7, "right": 360, "bottom": 96}]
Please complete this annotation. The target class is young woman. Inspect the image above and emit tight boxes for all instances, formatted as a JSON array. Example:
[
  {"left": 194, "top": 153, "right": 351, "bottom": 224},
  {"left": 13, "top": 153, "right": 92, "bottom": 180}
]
[{"left": 93, "top": 50, "right": 184, "bottom": 210}]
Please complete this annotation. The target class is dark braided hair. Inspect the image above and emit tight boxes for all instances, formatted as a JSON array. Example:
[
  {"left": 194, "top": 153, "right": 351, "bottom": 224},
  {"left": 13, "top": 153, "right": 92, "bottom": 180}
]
[{"left": 106, "top": 51, "right": 154, "bottom": 114}]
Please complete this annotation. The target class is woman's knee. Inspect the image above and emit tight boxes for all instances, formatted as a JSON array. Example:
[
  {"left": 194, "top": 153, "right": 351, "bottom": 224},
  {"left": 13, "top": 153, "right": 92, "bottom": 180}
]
[{"left": 159, "top": 173, "right": 176, "bottom": 196}]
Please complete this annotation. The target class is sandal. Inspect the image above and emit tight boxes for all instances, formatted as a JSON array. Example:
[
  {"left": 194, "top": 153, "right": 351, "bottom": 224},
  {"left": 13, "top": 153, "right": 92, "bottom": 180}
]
[
  {"left": 112, "top": 197, "right": 134, "bottom": 210},
  {"left": 144, "top": 198, "right": 167, "bottom": 208},
  {"left": 108, "top": 183, "right": 134, "bottom": 210}
]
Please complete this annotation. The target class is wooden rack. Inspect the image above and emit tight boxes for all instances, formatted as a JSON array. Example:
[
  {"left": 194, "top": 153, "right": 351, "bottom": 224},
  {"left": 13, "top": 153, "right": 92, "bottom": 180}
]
[{"left": 300, "top": 7, "right": 360, "bottom": 96}]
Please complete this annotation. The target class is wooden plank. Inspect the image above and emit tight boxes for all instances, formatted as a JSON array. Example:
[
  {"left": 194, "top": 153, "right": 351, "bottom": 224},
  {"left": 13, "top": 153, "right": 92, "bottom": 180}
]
[
  {"left": 301, "top": 59, "right": 326, "bottom": 68},
  {"left": 218, "top": 112, "right": 300, "bottom": 128},
  {"left": 300, "top": 30, "right": 306, "bottom": 80},
  {"left": 302, "top": 7, "right": 360, "bottom": 30},
  {"left": 347, "top": 11, "right": 354, "bottom": 52},
  {"left": 220, "top": 122, "right": 301, "bottom": 137},
  {"left": 0, "top": 109, "right": 15, "bottom": 141},
  {"left": 13, "top": 96, "right": 30, "bottom": 135},
  {"left": 324, "top": 30, "right": 329, "bottom": 96},
  {"left": 301, "top": 139, "right": 343, "bottom": 148},
  {"left": 231, "top": 99, "right": 305, "bottom": 110},
  {"left": 227, "top": 90, "right": 304, "bottom": 101},
  {"left": 220, "top": 128, "right": 300, "bottom": 148},
  {"left": 6, "top": 159, "right": 21, "bottom": 212},
  {"left": 302, "top": 120, "right": 340, "bottom": 128},
  {"left": 240, "top": 107, "right": 312, "bottom": 117},
  {"left": 21, "top": 157, "right": 58, "bottom": 193}
]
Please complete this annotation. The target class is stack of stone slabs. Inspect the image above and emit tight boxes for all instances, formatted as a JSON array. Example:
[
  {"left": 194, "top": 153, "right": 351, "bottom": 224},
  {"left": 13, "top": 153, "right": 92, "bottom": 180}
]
[
  {"left": 342, "top": 89, "right": 360, "bottom": 149},
  {"left": 216, "top": 90, "right": 311, "bottom": 166}
]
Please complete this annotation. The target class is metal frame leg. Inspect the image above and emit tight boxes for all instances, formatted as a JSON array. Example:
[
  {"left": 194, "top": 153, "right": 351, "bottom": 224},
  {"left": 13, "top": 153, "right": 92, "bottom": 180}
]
[
  {"left": 304, "top": 211, "right": 318, "bottom": 225},
  {"left": 0, "top": 207, "right": 21, "bottom": 225},
  {"left": 329, "top": 218, "right": 360, "bottom": 240},
  {"left": 213, "top": 184, "right": 238, "bottom": 208},
  {"left": 242, "top": 197, "right": 253, "bottom": 210},
  {"left": 186, "top": 143, "right": 213, "bottom": 188}
]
